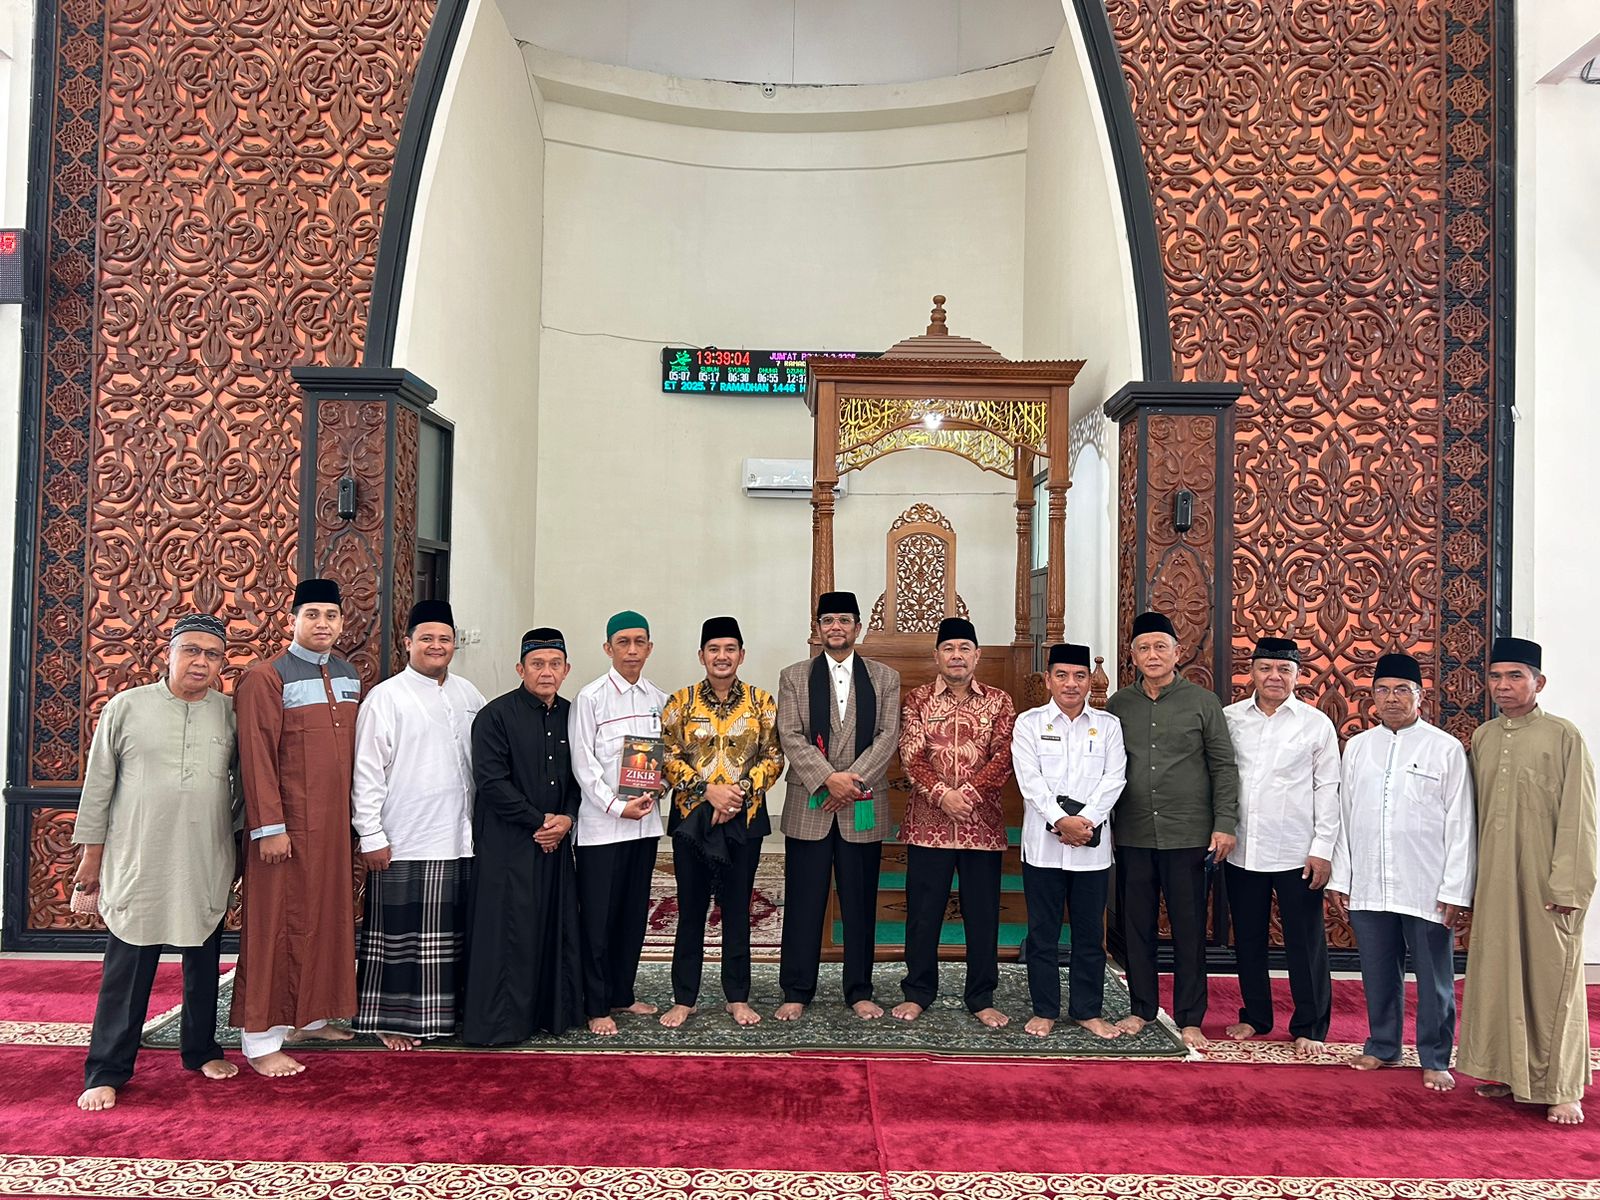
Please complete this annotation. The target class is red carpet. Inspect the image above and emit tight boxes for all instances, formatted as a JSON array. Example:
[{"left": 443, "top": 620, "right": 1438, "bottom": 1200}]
[
  {"left": 0, "top": 958, "right": 200, "bottom": 1024},
  {"left": 1, "top": 1043, "right": 1596, "bottom": 1180}
]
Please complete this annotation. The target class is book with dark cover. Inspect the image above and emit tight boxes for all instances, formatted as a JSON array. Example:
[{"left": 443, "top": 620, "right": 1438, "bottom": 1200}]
[
  {"left": 1055, "top": 796, "right": 1102, "bottom": 848},
  {"left": 618, "top": 736, "right": 665, "bottom": 799}
]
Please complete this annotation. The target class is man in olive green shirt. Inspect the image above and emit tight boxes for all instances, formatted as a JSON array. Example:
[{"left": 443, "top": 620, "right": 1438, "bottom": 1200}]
[{"left": 1106, "top": 610, "right": 1239, "bottom": 1049}]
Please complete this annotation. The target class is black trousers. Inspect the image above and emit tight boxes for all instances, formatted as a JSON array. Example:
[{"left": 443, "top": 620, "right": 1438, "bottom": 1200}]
[
  {"left": 1117, "top": 844, "right": 1209, "bottom": 1028},
  {"left": 779, "top": 826, "right": 882, "bottom": 1006},
  {"left": 84, "top": 922, "right": 224, "bottom": 1090},
  {"left": 576, "top": 839, "right": 659, "bottom": 1019},
  {"left": 900, "top": 845, "right": 1001, "bottom": 1011},
  {"left": 1225, "top": 862, "right": 1332, "bottom": 1040},
  {"left": 1022, "top": 863, "right": 1110, "bottom": 1021},
  {"left": 670, "top": 836, "right": 762, "bottom": 1007}
]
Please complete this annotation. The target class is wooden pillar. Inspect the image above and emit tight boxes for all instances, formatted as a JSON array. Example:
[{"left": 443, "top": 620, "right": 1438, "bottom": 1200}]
[
  {"left": 293, "top": 366, "right": 436, "bottom": 691},
  {"left": 1013, "top": 445, "right": 1033, "bottom": 646},
  {"left": 810, "top": 381, "right": 839, "bottom": 646},
  {"left": 1103, "top": 381, "right": 1241, "bottom": 699},
  {"left": 1045, "top": 385, "right": 1070, "bottom": 645}
]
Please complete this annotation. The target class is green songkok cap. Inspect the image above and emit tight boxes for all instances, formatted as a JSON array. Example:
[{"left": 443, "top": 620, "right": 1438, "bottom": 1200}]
[{"left": 606, "top": 610, "right": 649, "bottom": 641}]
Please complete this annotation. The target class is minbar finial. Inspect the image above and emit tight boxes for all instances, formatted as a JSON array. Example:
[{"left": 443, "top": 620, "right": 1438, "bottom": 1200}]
[{"left": 927, "top": 295, "right": 947, "bottom": 336}]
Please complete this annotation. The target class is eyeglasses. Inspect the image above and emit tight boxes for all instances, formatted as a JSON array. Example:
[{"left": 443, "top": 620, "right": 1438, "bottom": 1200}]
[
  {"left": 817, "top": 616, "right": 857, "bottom": 628},
  {"left": 1371, "top": 685, "right": 1418, "bottom": 698}
]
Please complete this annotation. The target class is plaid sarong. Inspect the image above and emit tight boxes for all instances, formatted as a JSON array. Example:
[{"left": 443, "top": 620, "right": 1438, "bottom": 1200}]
[{"left": 354, "top": 858, "right": 470, "bottom": 1038}]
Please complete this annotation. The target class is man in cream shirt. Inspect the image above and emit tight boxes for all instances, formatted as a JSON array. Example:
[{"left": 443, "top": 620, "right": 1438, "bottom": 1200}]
[
  {"left": 1223, "top": 635, "right": 1341, "bottom": 1056},
  {"left": 1011, "top": 643, "right": 1126, "bottom": 1039}
]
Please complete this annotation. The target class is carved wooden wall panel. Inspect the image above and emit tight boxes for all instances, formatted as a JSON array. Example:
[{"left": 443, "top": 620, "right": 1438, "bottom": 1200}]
[
  {"left": 313, "top": 400, "right": 389, "bottom": 686},
  {"left": 1144, "top": 413, "right": 1220, "bottom": 692},
  {"left": 24, "top": 0, "right": 435, "bottom": 792},
  {"left": 391, "top": 406, "right": 421, "bottom": 668},
  {"left": 16, "top": 0, "right": 438, "bottom": 939},
  {"left": 1107, "top": 0, "right": 1508, "bottom": 744}
]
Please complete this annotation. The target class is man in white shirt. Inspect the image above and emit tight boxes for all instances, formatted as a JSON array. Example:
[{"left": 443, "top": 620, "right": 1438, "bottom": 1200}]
[
  {"left": 1330, "top": 651, "right": 1476, "bottom": 1092},
  {"left": 1223, "top": 636, "right": 1340, "bottom": 1055},
  {"left": 570, "top": 611, "right": 667, "bottom": 1036},
  {"left": 351, "top": 600, "right": 486, "bottom": 1049},
  {"left": 1011, "top": 643, "right": 1126, "bottom": 1039}
]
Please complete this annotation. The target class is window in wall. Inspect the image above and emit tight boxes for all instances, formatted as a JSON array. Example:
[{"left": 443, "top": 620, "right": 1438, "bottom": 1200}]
[{"left": 415, "top": 414, "right": 453, "bottom": 601}]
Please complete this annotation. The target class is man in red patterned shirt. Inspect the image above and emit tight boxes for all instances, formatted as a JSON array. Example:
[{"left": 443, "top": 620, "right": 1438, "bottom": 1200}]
[{"left": 892, "top": 617, "right": 1017, "bottom": 1027}]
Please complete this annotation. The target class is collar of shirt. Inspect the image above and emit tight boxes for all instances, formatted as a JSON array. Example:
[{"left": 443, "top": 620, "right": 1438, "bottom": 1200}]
[
  {"left": 1499, "top": 705, "right": 1541, "bottom": 730},
  {"left": 1244, "top": 692, "right": 1302, "bottom": 720},
  {"left": 608, "top": 667, "right": 646, "bottom": 695},
  {"left": 402, "top": 665, "right": 447, "bottom": 689},
  {"left": 830, "top": 653, "right": 855, "bottom": 678},
  {"left": 516, "top": 687, "right": 563, "bottom": 714},
  {"left": 287, "top": 640, "right": 331, "bottom": 667},
  {"left": 932, "top": 676, "right": 988, "bottom": 700},
  {"left": 1048, "top": 699, "right": 1088, "bottom": 726}
]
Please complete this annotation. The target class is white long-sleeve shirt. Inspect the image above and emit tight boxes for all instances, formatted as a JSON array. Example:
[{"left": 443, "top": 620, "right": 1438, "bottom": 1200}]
[
  {"left": 351, "top": 667, "right": 485, "bottom": 859},
  {"left": 1330, "top": 717, "right": 1477, "bottom": 924},
  {"left": 1224, "top": 693, "right": 1342, "bottom": 873},
  {"left": 1011, "top": 701, "right": 1126, "bottom": 871},
  {"left": 571, "top": 668, "right": 667, "bottom": 847}
]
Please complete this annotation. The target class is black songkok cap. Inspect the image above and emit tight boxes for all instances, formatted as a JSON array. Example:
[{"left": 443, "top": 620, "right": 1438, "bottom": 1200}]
[
  {"left": 520, "top": 627, "right": 566, "bottom": 658},
  {"left": 293, "top": 578, "right": 342, "bottom": 609},
  {"left": 407, "top": 600, "right": 455, "bottom": 631},
  {"left": 701, "top": 616, "right": 743, "bottom": 647},
  {"left": 1048, "top": 643, "right": 1091, "bottom": 669},
  {"left": 1373, "top": 652, "right": 1423, "bottom": 686},
  {"left": 936, "top": 617, "right": 978, "bottom": 646},
  {"left": 816, "top": 591, "right": 860, "bottom": 619},
  {"left": 172, "top": 613, "right": 227, "bottom": 642},
  {"left": 1130, "top": 611, "right": 1177, "bottom": 641},
  {"left": 1252, "top": 636, "right": 1301, "bottom": 663},
  {"left": 1490, "top": 636, "right": 1542, "bottom": 671}
]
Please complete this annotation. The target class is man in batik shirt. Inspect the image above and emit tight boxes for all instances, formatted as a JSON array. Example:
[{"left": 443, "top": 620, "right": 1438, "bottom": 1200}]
[
  {"left": 658, "top": 617, "right": 784, "bottom": 1028},
  {"left": 893, "top": 617, "right": 1016, "bottom": 1028}
]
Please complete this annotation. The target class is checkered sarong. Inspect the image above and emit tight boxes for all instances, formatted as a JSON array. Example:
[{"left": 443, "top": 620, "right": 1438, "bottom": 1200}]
[{"left": 354, "top": 858, "right": 470, "bottom": 1038}]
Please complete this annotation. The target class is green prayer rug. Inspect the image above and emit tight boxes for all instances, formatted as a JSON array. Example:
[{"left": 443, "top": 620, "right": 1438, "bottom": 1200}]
[{"left": 145, "top": 962, "right": 1188, "bottom": 1059}]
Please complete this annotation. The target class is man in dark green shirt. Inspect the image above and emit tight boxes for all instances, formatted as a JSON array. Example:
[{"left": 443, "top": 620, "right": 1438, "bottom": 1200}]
[{"left": 1106, "top": 610, "right": 1239, "bottom": 1049}]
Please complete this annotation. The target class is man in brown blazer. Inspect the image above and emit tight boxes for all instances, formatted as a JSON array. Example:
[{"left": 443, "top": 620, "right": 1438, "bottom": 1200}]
[{"left": 774, "top": 591, "right": 901, "bottom": 1020}]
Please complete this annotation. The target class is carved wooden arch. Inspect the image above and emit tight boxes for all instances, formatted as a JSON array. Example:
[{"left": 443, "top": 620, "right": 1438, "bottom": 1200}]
[{"left": 868, "top": 503, "right": 971, "bottom": 634}]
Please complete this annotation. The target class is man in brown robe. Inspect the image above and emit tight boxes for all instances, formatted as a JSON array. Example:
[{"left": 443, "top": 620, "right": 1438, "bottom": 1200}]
[
  {"left": 231, "top": 578, "right": 361, "bottom": 1075},
  {"left": 1460, "top": 636, "right": 1597, "bottom": 1126}
]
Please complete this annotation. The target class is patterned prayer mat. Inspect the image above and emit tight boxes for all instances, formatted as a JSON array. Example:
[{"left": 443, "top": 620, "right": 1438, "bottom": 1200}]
[
  {"left": 143, "top": 962, "right": 1190, "bottom": 1059},
  {"left": 642, "top": 857, "right": 784, "bottom": 957},
  {"left": 1, "top": 1158, "right": 1595, "bottom": 1200}
]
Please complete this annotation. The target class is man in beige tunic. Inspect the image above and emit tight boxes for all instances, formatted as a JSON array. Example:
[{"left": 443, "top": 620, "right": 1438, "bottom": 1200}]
[
  {"left": 71, "top": 614, "right": 243, "bottom": 1111},
  {"left": 1460, "top": 636, "right": 1597, "bottom": 1126}
]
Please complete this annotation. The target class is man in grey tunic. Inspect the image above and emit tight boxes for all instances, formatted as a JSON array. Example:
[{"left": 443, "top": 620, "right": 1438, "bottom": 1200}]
[{"left": 72, "top": 614, "right": 243, "bottom": 1111}]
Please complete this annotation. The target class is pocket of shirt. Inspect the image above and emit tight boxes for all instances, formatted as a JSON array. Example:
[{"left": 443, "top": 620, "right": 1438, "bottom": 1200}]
[{"left": 207, "top": 736, "right": 231, "bottom": 781}]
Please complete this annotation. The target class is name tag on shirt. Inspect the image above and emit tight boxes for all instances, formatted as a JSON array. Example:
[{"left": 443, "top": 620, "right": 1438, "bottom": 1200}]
[{"left": 1040, "top": 733, "right": 1062, "bottom": 743}]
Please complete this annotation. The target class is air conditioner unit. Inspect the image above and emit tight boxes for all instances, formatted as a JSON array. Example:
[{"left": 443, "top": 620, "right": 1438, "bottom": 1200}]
[{"left": 742, "top": 458, "right": 847, "bottom": 500}]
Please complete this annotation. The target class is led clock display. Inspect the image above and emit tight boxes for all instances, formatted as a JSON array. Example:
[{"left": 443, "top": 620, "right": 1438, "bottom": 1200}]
[
  {"left": 0, "top": 230, "right": 24, "bottom": 305},
  {"left": 661, "top": 347, "right": 879, "bottom": 395}
]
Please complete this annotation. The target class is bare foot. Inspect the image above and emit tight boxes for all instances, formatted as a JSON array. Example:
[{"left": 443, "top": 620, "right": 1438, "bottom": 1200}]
[
  {"left": 377, "top": 1033, "right": 419, "bottom": 1051},
  {"left": 1347, "top": 1053, "right": 1399, "bottom": 1071},
  {"left": 1024, "top": 1016, "right": 1055, "bottom": 1038},
  {"left": 774, "top": 1002, "right": 806, "bottom": 1021},
  {"left": 973, "top": 1007, "right": 1009, "bottom": 1029},
  {"left": 1548, "top": 1101, "right": 1584, "bottom": 1126},
  {"left": 76, "top": 1085, "right": 116, "bottom": 1112},
  {"left": 588, "top": 1016, "right": 618, "bottom": 1036},
  {"left": 199, "top": 1059, "right": 238, "bottom": 1079},
  {"left": 1474, "top": 1083, "right": 1513, "bottom": 1099},
  {"left": 286, "top": 1024, "right": 354, "bottom": 1044},
  {"left": 613, "top": 1001, "right": 658, "bottom": 1016},
  {"left": 1114, "top": 1014, "right": 1147, "bottom": 1036},
  {"left": 726, "top": 1002, "right": 761, "bottom": 1026},
  {"left": 890, "top": 1001, "right": 924, "bottom": 1022},
  {"left": 1225, "top": 1022, "right": 1257, "bottom": 1041},
  {"left": 1422, "top": 1069, "right": 1455, "bottom": 1092},
  {"left": 851, "top": 1000, "right": 884, "bottom": 1020},
  {"left": 1181, "top": 1025, "right": 1208, "bottom": 1050},
  {"left": 247, "top": 1050, "right": 305, "bottom": 1077},
  {"left": 659, "top": 1004, "right": 696, "bottom": 1028},
  {"left": 1075, "top": 1017, "right": 1123, "bottom": 1040},
  {"left": 1292, "top": 1037, "right": 1325, "bottom": 1059}
]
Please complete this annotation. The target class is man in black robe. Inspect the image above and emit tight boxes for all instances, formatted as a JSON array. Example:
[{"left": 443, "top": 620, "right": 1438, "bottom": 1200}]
[{"left": 462, "top": 628, "right": 585, "bottom": 1043}]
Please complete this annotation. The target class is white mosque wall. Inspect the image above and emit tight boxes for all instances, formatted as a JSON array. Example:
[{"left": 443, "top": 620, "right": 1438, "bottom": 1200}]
[
  {"left": 390, "top": 0, "right": 547, "bottom": 698},
  {"left": 1513, "top": 0, "right": 1600, "bottom": 965},
  {"left": 1022, "top": 14, "right": 1139, "bottom": 667},
  {"left": 528, "top": 74, "right": 1031, "bottom": 718}
]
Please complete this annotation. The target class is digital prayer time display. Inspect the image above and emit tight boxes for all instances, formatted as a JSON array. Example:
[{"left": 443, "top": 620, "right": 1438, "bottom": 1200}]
[
  {"left": 661, "top": 348, "right": 879, "bottom": 395},
  {"left": 0, "top": 230, "right": 24, "bottom": 304}
]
